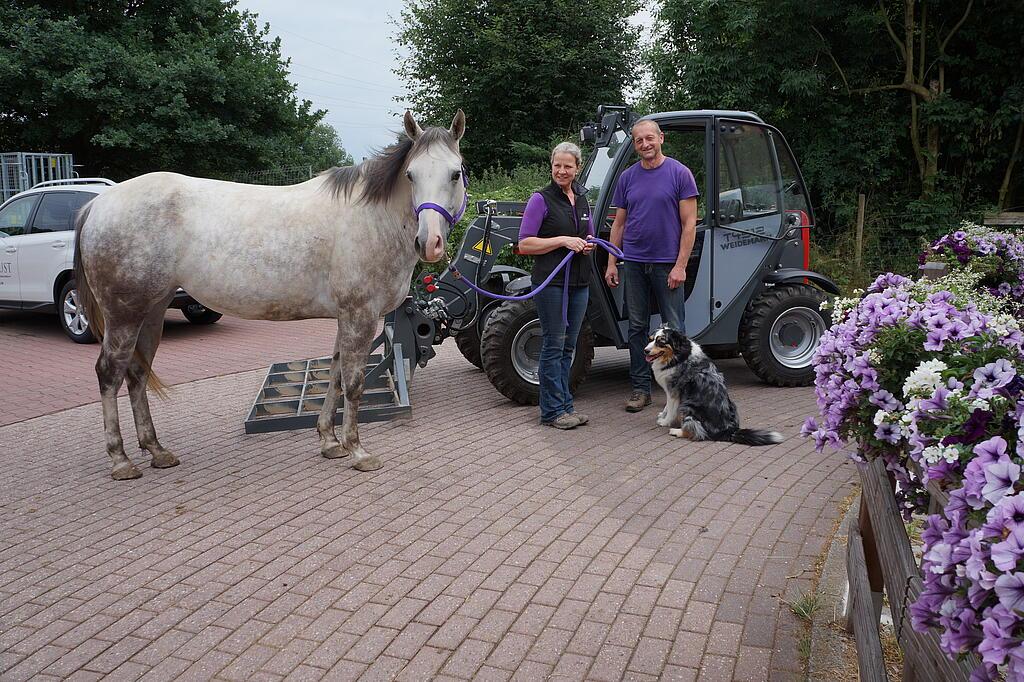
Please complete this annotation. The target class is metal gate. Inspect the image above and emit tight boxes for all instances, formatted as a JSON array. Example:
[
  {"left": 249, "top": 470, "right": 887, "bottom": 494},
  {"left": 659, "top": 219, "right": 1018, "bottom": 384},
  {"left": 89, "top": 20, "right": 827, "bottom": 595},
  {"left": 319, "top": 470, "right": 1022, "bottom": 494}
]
[{"left": 1, "top": 153, "right": 75, "bottom": 202}]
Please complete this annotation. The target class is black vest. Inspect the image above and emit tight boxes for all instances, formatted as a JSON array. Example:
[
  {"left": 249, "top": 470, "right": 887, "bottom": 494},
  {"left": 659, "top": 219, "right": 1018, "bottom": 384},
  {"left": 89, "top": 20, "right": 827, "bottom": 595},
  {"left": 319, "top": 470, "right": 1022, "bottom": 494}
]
[{"left": 531, "top": 181, "right": 592, "bottom": 287}]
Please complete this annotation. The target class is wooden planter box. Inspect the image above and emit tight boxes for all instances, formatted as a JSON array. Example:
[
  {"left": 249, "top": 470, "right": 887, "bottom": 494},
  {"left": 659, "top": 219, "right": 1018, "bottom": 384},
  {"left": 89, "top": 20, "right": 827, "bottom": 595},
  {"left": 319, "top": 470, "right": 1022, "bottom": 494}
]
[{"left": 846, "top": 457, "right": 978, "bottom": 680}]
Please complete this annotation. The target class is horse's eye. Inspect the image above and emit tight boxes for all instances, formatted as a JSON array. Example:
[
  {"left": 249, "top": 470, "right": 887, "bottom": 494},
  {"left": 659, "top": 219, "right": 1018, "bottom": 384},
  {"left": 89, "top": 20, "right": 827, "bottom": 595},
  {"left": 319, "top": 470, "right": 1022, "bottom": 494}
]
[
  {"left": 405, "top": 170, "right": 413, "bottom": 181},
  {"left": 451, "top": 170, "right": 461, "bottom": 182}
]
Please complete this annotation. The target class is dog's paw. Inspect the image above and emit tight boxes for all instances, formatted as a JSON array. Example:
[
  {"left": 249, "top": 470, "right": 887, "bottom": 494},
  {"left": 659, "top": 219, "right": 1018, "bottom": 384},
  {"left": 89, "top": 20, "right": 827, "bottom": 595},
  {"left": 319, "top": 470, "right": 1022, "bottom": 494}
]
[
  {"left": 656, "top": 415, "right": 671, "bottom": 427},
  {"left": 669, "top": 427, "right": 683, "bottom": 438}
]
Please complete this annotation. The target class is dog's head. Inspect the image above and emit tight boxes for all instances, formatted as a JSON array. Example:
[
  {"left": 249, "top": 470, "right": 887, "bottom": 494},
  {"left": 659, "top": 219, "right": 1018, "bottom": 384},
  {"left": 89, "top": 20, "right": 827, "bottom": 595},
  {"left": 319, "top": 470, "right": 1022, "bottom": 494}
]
[{"left": 644, "top": 326, "right": 692, "bottom": 366}]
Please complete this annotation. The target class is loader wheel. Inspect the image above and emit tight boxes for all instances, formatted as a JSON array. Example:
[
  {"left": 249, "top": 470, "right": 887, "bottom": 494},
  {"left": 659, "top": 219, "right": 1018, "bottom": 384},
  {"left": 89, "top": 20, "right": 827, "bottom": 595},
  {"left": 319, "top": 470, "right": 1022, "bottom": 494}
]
[
  {"left": 454, "top": 303, "right": 496, "bottom": 370},
  {"left": 480, "top": 298, "right": 594, "bottom": 405},
  {"left": 455, "top": 327, "right": 484, "bottom": 369},
  {"left": 739, "top": 284, "right": 828, "bottom": 387}
]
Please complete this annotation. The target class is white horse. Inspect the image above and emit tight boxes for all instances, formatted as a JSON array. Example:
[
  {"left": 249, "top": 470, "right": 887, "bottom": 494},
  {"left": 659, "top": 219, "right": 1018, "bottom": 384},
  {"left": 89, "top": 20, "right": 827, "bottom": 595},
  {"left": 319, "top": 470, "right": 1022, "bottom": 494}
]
[{"left": 75, "top": 111, "right": 466, "bottom": 479}]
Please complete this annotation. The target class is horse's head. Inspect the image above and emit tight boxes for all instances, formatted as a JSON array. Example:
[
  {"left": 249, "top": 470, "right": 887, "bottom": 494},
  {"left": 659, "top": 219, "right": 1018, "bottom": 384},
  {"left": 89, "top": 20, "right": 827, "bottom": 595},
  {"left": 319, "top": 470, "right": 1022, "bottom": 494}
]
[{"left": 404, "top": 110, "right": 466, "bottom": 263}]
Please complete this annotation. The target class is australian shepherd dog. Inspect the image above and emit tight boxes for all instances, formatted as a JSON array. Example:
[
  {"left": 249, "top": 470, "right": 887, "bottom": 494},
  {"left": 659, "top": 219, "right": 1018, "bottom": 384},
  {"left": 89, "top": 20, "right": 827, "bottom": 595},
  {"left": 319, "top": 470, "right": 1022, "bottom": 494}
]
[{"left": 644, "top": 327, "right": 783, "bottom": 446}]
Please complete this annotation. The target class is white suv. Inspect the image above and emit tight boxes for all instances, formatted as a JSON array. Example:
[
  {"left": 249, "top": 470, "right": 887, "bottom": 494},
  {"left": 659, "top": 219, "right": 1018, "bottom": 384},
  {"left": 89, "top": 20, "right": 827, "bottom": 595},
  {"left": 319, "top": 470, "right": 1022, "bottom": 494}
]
[{"left": 0, "top": 179, "right": 220, "bottom": 342}]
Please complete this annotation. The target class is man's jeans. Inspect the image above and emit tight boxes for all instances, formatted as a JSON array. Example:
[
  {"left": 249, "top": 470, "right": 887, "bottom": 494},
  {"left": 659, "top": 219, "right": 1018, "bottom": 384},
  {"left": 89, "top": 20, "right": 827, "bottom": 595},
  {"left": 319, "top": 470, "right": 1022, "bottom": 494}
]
[
  {"left": 622, "top": 261, "right": 686, "bottom": 395},
  {"left": 534, "top": 285, "right": 589, "bottom": 423}
]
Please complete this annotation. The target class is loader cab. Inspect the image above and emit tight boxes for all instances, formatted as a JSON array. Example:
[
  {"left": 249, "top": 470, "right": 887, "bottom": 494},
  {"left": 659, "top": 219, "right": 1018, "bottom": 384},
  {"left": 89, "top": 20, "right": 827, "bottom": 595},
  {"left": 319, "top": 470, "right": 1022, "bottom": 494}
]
[{"left": 581, "top": 109, "right": 816, "bottom": 349}]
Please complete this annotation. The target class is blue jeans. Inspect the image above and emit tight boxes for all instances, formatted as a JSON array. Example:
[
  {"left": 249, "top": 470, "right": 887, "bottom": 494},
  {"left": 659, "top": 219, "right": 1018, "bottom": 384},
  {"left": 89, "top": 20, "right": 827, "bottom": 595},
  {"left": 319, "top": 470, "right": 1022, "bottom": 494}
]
[
  {"left": 534, "top": 285, "right": 589, "bottom": 423},
  {"left": 622, "top": 261, "right": 686, "bottom": 395}
]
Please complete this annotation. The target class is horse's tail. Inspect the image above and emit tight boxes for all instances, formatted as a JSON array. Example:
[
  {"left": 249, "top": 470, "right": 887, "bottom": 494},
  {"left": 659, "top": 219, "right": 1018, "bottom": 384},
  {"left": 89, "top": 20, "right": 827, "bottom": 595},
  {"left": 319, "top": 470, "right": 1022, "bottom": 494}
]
[
  {"left": 73, "top": 202, "right": 103, "bottom": 341},
  {"left": 74, "top": 202, "right": 169, "bottom": 399}
]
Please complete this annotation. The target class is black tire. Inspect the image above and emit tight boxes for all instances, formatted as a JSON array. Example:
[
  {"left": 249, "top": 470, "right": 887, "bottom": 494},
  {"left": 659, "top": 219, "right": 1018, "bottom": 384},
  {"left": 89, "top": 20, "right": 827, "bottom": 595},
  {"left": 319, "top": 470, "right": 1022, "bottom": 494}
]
[
  {"left": 454, "top": 326, "right": 484, "bottom": 369},
  {"left": 480, "top": 298, "right": 594, "bottom": 405},
  {"left": 182, "top": 303, "right": 223, "bottom": 325},
  {"left": 57, "top": 279, "right": 96, "bottom": 344},
  {"left": 739, "top": 283, "right": 828, "bottom": 386}
]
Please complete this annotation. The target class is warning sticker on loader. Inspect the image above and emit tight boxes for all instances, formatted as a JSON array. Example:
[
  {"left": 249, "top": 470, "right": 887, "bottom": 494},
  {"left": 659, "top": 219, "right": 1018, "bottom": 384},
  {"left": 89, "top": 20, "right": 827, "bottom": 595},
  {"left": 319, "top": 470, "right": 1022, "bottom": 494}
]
[{"left": 471, "top": 239, "right": 493, "bottom": 255}]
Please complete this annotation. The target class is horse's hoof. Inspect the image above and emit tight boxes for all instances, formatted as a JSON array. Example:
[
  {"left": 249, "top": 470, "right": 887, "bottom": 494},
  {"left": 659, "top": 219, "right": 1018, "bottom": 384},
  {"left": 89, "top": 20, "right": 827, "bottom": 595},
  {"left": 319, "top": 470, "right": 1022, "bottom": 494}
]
[
  {"left": 112, "top": 462, "right": 142, "bottom": 480},
  {"left": 322, "top": 444, "right": 351, "bottom": 459},
  {"left": 353, "top": 456, "right": 382, "bottom": 472},
  {"left": 151, "top": 451, "right": 180, "bottom": 469}
]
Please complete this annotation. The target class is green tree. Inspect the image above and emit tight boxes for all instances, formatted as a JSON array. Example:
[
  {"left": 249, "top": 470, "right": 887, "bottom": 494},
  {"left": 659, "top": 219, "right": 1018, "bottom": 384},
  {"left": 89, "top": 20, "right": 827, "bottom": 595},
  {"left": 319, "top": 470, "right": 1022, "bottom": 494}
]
[
  {"left": 646, "top": 0, "right": 1024, "bottom": 217},
  {"left": 0, "top": 0, "right": 350, "bottom": 179},
  {"left": 395, "top": 0, "right": 641, "bottom": 171}
]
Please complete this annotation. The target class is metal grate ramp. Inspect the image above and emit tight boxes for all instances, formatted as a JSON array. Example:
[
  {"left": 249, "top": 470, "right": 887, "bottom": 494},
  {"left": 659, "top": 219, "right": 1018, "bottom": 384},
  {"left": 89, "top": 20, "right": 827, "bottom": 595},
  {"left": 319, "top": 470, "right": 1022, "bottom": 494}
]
[{"left": 244, "top": 344, "right": 411, "bottom": 434}]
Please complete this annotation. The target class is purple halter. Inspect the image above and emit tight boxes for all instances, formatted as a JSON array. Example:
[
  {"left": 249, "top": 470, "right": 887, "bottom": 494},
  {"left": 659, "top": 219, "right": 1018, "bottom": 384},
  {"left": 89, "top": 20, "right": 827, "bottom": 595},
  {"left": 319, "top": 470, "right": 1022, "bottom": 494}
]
[{"left": 413, "top": 165, "right": 469, "bottom": 225}]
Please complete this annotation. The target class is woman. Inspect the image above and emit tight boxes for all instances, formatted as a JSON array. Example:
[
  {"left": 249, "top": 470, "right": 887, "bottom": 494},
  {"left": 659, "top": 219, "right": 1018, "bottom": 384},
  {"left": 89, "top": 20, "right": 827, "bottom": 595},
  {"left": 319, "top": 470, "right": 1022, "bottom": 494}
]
[{"left": 517, "top": 142, "right": 594, "bottom": 429}]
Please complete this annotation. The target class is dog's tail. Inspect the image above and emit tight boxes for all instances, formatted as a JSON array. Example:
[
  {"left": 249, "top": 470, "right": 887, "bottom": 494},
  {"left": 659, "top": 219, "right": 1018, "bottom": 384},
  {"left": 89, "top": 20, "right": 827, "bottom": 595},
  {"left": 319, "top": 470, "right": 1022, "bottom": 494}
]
[{"left": 730, "top": 428, "right": 783, "bottom": 446}]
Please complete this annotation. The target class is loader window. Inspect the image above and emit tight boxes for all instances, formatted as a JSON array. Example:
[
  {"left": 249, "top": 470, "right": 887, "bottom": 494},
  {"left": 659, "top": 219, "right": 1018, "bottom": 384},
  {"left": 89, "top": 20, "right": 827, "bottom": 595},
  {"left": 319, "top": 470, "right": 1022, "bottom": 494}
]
[
  {"left": 776, "top": 142, "right": 810, "bottom": 215},
  {"left": 718, "top": 124, "right": 779, "bottom": 224},
  {"left": 581, "top": 130, "right": 627, "bottom": 205}
]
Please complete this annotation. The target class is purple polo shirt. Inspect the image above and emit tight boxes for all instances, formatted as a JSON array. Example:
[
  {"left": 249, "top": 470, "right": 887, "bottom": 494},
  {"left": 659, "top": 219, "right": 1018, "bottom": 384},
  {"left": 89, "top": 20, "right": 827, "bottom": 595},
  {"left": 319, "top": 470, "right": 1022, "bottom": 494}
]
[
  {"left": 611, "top": 157, "right": 699, "bottom": 263},
  {"left": 518, "top": 192, "right": 594, "bottom": 238}
]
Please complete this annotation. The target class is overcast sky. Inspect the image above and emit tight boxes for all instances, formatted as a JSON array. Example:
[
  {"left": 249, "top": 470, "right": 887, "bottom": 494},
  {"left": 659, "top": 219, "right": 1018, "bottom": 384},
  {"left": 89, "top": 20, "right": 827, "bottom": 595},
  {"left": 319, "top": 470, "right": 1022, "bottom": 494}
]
[
  {"left": 236, "top": 0, "right": 410, "bottom": 162},
  {"left": 236, "top": 0, "right": 654, "bottom": 163}
]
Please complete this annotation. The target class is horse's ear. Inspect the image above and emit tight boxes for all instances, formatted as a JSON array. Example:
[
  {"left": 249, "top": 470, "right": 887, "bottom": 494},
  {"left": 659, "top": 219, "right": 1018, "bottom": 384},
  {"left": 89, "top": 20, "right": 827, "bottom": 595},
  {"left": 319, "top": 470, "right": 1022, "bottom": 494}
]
[
  {"left": 403, "top": 111, "right": 423, "bottom": 140},
  {"left": 449, "top": 109, "right": 466, "bottom": 142}
]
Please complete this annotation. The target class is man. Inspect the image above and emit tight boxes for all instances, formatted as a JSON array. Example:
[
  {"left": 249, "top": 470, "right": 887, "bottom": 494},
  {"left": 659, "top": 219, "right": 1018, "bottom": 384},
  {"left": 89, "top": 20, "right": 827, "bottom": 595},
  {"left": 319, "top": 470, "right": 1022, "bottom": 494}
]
[{"left": 605, "top": 119, "right": 699, "bottom": 412}]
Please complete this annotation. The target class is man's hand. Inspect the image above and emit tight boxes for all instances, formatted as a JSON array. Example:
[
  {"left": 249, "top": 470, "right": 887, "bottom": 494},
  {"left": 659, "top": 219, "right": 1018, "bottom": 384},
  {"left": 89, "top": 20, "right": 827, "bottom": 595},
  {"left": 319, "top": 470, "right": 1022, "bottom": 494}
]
[
  {"left": 605, "top": 261, "right": 620, "bottom": 288},
  {"left": 667, "top": 264, "right": 686, "bottom": 289}
]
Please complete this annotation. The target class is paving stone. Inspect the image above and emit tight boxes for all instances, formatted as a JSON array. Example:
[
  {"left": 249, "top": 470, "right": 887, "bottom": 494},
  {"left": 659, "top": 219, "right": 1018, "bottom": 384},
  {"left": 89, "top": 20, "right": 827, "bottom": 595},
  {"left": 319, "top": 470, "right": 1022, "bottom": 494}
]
[{"left": 0, "top": 337, "right": 855, "bottom": 682}]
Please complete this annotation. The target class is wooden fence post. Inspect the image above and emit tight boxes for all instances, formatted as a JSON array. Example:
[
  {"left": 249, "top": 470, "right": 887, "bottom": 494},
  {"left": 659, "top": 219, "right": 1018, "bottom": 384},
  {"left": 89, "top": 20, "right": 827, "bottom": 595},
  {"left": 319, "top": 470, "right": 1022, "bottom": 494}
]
[{"left": 855, "top": 193, "right": 866, "bottom": 273}]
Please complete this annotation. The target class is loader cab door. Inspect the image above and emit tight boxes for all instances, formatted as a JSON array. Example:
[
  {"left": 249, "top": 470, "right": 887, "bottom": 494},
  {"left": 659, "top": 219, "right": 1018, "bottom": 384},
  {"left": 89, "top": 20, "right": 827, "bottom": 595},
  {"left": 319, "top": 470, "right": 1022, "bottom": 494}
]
[
  {"left": 586, "top": 118, "right": 713, "bottom": 345},
  {"left": 709, "top": 119, "right": 785, "bottom": 324}
]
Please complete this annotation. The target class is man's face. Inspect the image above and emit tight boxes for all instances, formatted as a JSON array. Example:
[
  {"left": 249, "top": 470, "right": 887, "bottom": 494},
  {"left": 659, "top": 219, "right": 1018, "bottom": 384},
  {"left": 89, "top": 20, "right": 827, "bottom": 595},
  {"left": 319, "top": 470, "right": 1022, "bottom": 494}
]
[{"left": 632, "top": 122, "right": 664, "bottom": 162}]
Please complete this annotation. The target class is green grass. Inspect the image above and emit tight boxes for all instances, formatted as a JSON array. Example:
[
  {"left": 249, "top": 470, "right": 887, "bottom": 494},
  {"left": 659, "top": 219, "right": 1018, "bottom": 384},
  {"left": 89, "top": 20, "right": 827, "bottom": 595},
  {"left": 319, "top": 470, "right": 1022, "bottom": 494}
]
[{"left": 788, "top": 591, "right": 823, "bottom": 623}]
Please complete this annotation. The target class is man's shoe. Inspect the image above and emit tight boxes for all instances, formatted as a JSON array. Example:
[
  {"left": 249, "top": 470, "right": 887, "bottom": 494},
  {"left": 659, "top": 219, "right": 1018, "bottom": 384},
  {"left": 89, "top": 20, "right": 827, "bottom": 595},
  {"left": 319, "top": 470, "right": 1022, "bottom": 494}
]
[
  {"left": 568, "top": 412, "right": 589, "bottom": 426},
  {"left": 544, "top": 413, "right": 578, "bottom": 430},
  {"left": 625, "top": 391, "right": 652, "bottom": 412}
]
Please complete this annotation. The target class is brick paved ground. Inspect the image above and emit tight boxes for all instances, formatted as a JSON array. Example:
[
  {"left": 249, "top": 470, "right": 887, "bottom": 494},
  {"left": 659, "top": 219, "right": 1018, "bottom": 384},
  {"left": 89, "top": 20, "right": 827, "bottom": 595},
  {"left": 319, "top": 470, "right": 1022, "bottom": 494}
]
[
  {"left": 0, "top": 310, "right": 338, "bottom": 426},
  {"left": 0, "top": 338, "right": 856, "bottom": 681}
]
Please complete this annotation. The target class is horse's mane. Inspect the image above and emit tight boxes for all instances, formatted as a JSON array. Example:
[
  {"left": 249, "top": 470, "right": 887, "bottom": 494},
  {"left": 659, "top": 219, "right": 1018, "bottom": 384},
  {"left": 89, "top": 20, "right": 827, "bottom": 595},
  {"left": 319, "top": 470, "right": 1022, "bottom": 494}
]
[{"left": 324, "top": 127, "right": 459, "bottom": 205}]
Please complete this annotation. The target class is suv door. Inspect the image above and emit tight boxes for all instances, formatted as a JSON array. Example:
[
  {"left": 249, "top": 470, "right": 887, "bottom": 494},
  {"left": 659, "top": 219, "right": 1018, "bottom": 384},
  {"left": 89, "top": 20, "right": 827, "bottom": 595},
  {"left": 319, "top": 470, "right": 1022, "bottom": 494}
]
[
  {"left": 0, "top": 193, "right": 42, "bottom": 307},
  {"left": 711, "top": 119, "right": 784, "bottom": 321},
  {"left": 21, "top": 191, "right": 92, "bottom": 306}
]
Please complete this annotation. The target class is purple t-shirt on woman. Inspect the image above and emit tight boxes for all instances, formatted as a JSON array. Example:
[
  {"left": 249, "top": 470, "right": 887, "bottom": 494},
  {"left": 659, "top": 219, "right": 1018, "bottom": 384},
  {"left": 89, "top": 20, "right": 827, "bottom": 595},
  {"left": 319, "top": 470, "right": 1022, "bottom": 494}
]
[{"left": 611, "top": 157, "right": 699, "bottom": 263}]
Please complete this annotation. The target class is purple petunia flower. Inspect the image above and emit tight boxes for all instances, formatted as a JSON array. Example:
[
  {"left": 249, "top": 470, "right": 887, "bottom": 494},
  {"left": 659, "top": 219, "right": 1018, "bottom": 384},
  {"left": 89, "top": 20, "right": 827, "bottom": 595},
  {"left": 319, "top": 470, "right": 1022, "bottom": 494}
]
[
  {"left": 874, "top": 422, "right": 901, "bottom": 444},
  {"left": 995, "top": 573, "right": 1024, "bottom": 613},
  {"left": 979, "top": 603, "right": 1020, "bottom": 665},
  {"left": 971, "top": 359, "right": 1016, "bottom": 399},
  {"left": 991, "top": 527, "right": 1024, "bottom": 571},
  {"left": 983, "top": 458, "right": 1022, "bottom": 506}
]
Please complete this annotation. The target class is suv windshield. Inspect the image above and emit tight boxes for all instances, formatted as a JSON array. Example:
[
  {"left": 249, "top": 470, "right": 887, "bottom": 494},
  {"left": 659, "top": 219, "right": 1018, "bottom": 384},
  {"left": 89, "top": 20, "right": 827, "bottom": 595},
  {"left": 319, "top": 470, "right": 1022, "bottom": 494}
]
[{"left": 580, "top": 129, "right": 627, "bottom": 204}]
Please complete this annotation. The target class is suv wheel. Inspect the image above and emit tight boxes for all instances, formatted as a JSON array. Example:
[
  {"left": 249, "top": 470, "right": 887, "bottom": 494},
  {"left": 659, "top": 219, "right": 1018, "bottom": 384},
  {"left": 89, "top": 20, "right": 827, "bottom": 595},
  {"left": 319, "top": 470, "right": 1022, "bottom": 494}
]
[
  {"left": 182, "top": 303, "right": 222, "bottom": 325},
  {"left": 58, "top": 279, "right": 96, "bottom": 344},
  {"left": 739, "top": 284, "right": 827, "bottom": 386},
  {"left": 480, "top": 298, "right": 594, "bottom": 405}
]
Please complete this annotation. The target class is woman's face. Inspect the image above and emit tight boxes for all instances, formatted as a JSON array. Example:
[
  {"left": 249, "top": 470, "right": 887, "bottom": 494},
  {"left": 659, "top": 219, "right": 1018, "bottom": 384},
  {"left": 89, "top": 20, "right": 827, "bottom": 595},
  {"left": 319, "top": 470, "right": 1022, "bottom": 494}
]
[{"left": 551, "top": 152, "right": 578, "bottom": 190}]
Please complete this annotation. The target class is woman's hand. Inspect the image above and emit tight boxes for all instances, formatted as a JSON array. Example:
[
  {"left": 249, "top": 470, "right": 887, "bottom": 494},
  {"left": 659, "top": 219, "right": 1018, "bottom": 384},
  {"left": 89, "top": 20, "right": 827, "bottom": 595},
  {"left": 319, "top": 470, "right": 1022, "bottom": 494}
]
[{"left": 561, "top": 236, "right": 589, "bottom": 253}]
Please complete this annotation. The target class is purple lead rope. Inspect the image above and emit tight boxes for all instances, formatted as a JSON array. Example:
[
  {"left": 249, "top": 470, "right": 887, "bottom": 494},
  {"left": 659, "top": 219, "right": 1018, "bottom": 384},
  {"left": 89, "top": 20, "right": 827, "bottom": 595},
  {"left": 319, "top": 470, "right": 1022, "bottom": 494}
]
[{"left": 450, "top": 236, "right": 624, "bottom": 328}]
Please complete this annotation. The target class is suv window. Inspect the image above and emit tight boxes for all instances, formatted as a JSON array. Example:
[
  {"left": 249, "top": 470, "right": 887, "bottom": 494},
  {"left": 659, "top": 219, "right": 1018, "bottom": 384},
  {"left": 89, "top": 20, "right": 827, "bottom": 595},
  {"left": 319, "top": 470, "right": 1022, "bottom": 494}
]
[
  {"left": 0, "top": 194, "right": 41, "bottom": 237},
  {"left": 31, "top": 192, "right": 92, "bottom": 233}
]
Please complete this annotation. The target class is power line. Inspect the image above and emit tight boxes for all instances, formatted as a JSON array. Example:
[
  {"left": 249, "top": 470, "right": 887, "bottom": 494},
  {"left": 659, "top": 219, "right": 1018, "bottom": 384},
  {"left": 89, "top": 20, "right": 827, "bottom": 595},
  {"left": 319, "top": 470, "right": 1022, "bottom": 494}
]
[
  {"left": 296, "top": 89, "right": 407, "bottom": 110},
  {"left": 290, "top": 61, "right": 404, "bottom": 92},
  {"left": 276, "top": 26, "right": 395, "bottom": 69},
  {"left": 290, "top": 71, "right": 400, "bottom": 97}
]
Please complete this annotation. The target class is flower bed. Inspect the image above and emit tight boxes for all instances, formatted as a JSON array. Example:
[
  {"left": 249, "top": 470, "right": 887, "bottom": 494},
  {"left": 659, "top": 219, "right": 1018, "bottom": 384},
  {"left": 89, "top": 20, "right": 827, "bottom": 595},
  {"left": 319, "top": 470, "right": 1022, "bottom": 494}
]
[
  {"left": 923, "top": 223, "right": 1024, "bottom": 318},
  {"left": 804, "top": 259, "right": 1024, "bottom": 679}
]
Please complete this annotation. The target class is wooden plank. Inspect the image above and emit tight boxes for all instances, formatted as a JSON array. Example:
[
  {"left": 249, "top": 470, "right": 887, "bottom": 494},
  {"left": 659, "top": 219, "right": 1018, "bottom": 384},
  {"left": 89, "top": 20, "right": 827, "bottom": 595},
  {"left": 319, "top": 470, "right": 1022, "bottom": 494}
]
[
  {"left": 984, "top": 211, "right": 1024, "bottom": 226},
  {"left": 862, "top": 459, "right": 979, "bottom": 680},
  {"left": 847, "top": 520, "right": 889, "bottom": 682},
  {"left": 861, "top": 459, "right": 919, "bottom": 635}
]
